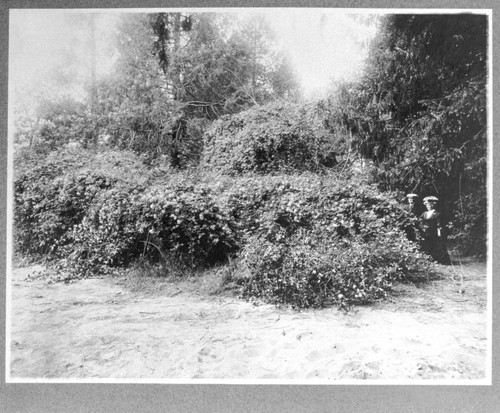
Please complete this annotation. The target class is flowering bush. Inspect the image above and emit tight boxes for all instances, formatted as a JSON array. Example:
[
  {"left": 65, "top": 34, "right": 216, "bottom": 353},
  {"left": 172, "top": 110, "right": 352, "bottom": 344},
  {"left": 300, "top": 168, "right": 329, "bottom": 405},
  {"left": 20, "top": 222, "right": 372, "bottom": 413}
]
[
  {"left": 15, "top": 159, "right": 110, "bottom": 257},
  {"left": 53, "top": 181, "right": 239, "bottom": 279},
  {"left": 15, "top": 149, "right": 434, "bottom": 307},
  {"left": 231, "top": 175, "right": 434, "bottom": 308},
  {"left": 201, "top": 102, "right": 342, "bottom": 175},
  {"left": 240, "top": 230, "right": 431, "bottom": 309}
]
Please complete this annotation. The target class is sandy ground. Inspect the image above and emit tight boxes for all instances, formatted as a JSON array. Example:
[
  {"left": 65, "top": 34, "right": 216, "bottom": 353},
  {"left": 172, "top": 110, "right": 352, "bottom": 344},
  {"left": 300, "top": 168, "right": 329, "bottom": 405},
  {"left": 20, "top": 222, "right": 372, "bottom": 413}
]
[{"left": 9, "top": 260, "right": 488, "bottom": 381}]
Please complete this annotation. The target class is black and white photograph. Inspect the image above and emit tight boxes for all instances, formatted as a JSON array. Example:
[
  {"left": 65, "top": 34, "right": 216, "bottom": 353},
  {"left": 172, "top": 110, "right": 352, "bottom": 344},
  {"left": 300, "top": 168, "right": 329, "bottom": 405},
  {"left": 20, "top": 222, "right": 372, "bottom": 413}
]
[{"left": 5, "top": 5, "right": 492, "bottom": 389}]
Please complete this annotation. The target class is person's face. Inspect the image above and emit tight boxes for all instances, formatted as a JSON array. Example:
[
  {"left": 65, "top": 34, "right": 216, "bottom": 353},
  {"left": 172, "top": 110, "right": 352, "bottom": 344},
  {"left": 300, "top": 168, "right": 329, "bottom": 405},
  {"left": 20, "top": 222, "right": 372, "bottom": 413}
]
[
  {"left": 408, "top": 198, "right": 414, "bottom": 205},
  {"left": 425, "top": 201, "right": 436, "bottom": 210}
]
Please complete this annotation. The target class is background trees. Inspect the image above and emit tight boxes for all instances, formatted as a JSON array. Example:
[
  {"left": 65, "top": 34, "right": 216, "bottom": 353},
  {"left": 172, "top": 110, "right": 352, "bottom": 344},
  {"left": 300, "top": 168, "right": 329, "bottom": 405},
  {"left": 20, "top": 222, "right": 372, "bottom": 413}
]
[
  {"left": 13, "top": 12, "right": 488, "bottom": 257},
  {"left": 14, "top": 12, "right": 299, "bottom": 165},
  {"left": 93, "top": 12, "right": 299, "bottom": 166},
  {"left": 326, "top": 14, "right": 488, "bottom": 255}
]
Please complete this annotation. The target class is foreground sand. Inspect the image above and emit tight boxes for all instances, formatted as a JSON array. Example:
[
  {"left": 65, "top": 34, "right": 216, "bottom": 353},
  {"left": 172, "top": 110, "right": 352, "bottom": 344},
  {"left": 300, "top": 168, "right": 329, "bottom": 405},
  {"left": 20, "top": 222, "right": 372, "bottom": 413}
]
[{"left": 9, "top": 261, "right": 488, "bottom": 381}]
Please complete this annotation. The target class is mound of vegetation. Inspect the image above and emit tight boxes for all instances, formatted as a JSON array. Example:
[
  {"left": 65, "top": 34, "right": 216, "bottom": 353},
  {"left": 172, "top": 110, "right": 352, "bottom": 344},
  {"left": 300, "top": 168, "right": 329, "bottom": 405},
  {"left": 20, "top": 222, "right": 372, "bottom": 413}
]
[
  {"left": 215, "top": 174, "right": 433, "bottom": 308},
  {"left": 14, "top": 148, "right": 433, "bottom": 308},
  {"left": 201, "top": 102, "right": 342, "bottom": 175},
  {"left": 14, "top": 149, "right": 150, "bottom": 258},
  {"left": 63, "top": 182, "right": 239, "bottom": 278},
  {"left": 14, "top": 149, "right": 240, "bottom": 278}
]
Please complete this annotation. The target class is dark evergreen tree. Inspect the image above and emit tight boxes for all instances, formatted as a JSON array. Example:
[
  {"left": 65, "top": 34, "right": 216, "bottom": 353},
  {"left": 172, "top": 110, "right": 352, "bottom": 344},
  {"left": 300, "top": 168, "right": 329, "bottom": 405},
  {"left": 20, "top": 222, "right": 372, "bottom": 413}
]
[{"left": 332, "top": 14, "right": 487, "bottom": 255}]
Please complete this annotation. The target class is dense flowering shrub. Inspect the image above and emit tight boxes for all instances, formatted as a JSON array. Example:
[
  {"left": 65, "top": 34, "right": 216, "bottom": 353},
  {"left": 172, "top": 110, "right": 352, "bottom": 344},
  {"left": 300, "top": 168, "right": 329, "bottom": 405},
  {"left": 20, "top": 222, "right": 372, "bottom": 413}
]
[
  {"left": 15, "top": 148, "right": 434, "bottom": 307},
  {"left": 201, "top": 102, "right": 341, "bottom": 175},
  {"left": 210, "top": 173, "right": 416, "bottom": 240},
  {"left": 240, "top": 223, "right": 432, "bottom": 309},
  {"left": 61, "top": 183, "right": 240, "bottom": 278},
  {"left": 13, "top": 149, "right": 158, "bottom": 259},
  {"left": 218, "top": 174, "right": 434, "bottom": 308},
  {"left": 14, "top": 150, "right": 118, "bottom": 256}
]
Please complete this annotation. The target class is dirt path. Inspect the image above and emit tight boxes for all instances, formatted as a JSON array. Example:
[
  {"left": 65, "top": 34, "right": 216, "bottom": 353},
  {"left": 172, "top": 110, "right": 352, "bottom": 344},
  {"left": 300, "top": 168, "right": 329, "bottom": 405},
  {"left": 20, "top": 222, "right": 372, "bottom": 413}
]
[{"left": 8, "top": 260, "right": 488, "bottom": 381}]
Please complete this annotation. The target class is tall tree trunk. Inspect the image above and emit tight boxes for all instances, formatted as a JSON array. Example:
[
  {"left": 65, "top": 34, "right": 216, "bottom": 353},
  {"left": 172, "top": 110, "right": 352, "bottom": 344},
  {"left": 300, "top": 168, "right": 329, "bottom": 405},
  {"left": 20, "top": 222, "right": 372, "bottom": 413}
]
[
  {"left": 88, "top": 13, "right": 97, "bottom": 114},
  {"left": 172, "top": 13, "right": 182, "bottom": 101}
]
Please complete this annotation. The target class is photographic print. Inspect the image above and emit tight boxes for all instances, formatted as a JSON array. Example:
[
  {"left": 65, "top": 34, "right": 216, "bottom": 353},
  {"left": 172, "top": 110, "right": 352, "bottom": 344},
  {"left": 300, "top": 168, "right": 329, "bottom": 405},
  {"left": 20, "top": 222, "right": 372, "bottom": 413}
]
[{"left": 6, "top": 7, "right": 491, "bottom": 385}]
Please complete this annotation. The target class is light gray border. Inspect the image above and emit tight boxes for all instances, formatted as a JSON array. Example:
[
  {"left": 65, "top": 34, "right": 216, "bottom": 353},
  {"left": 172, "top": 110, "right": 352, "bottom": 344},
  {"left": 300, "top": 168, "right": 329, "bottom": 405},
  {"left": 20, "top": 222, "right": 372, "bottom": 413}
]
[{"left": 1, "top": 1, "right": 499, "bottom": 412}]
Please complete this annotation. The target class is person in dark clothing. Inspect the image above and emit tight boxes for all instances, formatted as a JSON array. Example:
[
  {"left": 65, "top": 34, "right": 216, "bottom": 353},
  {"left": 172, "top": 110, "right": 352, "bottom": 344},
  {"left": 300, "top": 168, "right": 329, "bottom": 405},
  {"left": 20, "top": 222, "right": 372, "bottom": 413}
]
[
  {"left": 406, "top": 193, "right": 418, "bottom": 213},
  {"left": 403, "top": 193, "right": 420, "bottom": 242},
  {"left": 419, "top": 196, "right": 451, "bottom": 264}
]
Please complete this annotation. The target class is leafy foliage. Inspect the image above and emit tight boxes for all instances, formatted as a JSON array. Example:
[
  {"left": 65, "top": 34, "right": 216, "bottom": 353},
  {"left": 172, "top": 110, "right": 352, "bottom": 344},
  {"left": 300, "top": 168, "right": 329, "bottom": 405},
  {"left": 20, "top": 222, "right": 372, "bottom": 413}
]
[
  {"left": 62, "top": 182, "right": 239, "bottom": 278},
  {"left": 14, "top": 97, "right": 99, "bottom": 152},
  {"left": 217, "top": 173, "right": 434, "bottom": 308},
  {"left": 241, "top": 231, "right": 431, "bottom": 309},
  {"left": 13, "top": 149, "right": 129, "bottom": 256},
  {"left": 202, "top": 102, "right": 342, "bottom": 174},
  {"left": 328, "top": 14, "right": 488, "bottom": 255},
  {"left": 14, "top": 150, "right": 239, "bottom": 278},
  {"left": 88, "top": 13, "right": 299, "bottom": 166},
  {"left": 14, "top": 13, "right": 299, "bottom": 169},
  {"left": 14, "top": 147, "right": 433, "bottom": 308}
]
